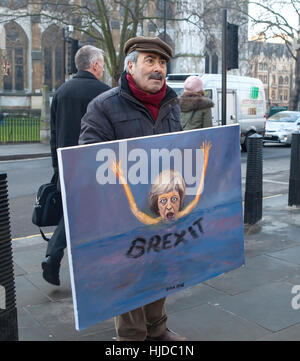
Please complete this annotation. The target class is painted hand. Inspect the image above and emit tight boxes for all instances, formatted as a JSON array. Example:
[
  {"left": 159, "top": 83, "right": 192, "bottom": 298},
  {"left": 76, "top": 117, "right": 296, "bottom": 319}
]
[
  {"left": 111, "top": 160, "right": 126, "bottom": 183},
  {"left": 201, "top": 141, "right": 212, "bottom": 165}
]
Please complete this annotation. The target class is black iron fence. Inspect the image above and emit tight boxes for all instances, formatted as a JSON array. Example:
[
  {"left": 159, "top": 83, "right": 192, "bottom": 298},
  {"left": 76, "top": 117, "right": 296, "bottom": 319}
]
[{"left": 0, "top": 114, "right": 40, "bottom": 144}]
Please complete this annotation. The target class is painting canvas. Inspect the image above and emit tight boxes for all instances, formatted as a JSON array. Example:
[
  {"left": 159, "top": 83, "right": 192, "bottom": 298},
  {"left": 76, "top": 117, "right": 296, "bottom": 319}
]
[{"left": 57, "top": 124, "right": 244, "bottom": 331}]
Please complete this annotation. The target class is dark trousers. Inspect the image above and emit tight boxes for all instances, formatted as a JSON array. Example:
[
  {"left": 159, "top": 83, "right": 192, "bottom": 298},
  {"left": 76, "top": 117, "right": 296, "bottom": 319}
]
[{"left": 46, "top": 217, "right": 66, "bottom": 265}]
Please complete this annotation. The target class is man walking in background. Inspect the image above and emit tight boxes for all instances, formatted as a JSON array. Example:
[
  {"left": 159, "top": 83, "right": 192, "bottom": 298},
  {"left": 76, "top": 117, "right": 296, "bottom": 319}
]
[{"left": 41, "top": 45, "right": 110, "bottom": 286}]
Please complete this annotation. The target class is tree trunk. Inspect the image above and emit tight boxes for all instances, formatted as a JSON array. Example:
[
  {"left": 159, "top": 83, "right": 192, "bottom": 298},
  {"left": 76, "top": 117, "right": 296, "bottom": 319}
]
[
  {"left": 112, "top": 67, "right": 122, "bottom": 87},
  {"left": 290, "top": 48, "right": 300, "bottom": 111}
]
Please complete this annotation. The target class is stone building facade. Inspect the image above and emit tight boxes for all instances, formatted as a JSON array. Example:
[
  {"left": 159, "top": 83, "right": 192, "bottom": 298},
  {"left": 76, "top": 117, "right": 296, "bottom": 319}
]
[
  {"left": 248, "top": 37, "right": 295, "bottom": 112},
  {"left": 0, "top": 0, "right": 250, "bottom": 111},
  {"left": 0, "top": 10, "right": 67, "bottom": 110}
]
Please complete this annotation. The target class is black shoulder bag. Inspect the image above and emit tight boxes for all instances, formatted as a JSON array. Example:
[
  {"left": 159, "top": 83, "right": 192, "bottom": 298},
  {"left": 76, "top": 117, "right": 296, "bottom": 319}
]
[{"left": 32, "top": 173, "right": 63, "bottom": 241}]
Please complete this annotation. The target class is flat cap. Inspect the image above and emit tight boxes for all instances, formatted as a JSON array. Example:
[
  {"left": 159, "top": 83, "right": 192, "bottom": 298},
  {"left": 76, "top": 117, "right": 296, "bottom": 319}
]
[{"left": 124, "top": 36, "right": 173, "bottom": 61}]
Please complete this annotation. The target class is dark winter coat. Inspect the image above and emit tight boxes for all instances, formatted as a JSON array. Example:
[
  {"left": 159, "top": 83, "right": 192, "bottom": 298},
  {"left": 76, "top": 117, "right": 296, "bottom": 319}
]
[
  {"left": 50, "top": 70, "right": 110, "bottom": 172},
  {"left": 179, "top": 91, "right": 214, "bottom": 130},
  {"left": 79, "top": 72, "right": 182, "bottom": 145}
]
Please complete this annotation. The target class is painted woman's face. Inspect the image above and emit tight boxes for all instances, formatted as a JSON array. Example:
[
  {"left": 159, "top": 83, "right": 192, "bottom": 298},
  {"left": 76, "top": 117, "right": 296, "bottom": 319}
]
[{"left": 157, "top": 190, "right": 180, "bottom": 221}]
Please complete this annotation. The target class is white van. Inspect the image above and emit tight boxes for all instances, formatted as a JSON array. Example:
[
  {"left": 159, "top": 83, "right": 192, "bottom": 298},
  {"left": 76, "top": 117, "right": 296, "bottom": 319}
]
[{"left": 167, "top": 73, "right": 266, "bottom": 151}]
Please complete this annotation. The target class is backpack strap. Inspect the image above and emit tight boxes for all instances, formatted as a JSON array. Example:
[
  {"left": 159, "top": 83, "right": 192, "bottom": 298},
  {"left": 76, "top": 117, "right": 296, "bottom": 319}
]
[
  {"left": 182, "top": 110, "right": 196, "bottom": 129},
  {"left": 51, "top": 172, "right": 59, "bottom": 185}
]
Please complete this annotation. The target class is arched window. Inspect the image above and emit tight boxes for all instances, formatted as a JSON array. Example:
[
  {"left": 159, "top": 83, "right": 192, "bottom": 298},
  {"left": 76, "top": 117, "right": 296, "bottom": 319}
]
[
  {"left": 42, "top": 25, "right": 64, "bottom": 92},
  {"left": 4, "top": 21, "right": 28, "bottom": 92},
  {"left": 279, "top": 76, "right": 283, "bottom": 85},
  {"left": 205, "top": 51, "right": 218, "bottom": 74},
  {"left": 205, "top": 52, "right": 209, "bottom": 73},
  {"left": 284, "top": 76, "right": 289, "bottom": 85},
  {"left": 211, "top": 53, "right": 218, "bottom": 74},
  {"left": 271, "top": 90, "right": 276, "bottom": 100}
]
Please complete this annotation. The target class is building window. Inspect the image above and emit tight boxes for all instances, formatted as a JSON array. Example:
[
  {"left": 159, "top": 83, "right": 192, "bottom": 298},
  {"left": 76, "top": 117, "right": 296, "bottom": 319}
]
[
  {"left": 284, "top": 90, "right": 288, "bottom": 101},
  {"left": 279, "top": 76, "right": 283, "bottom": 85},
  {"left": 205, "top": 51, "right": 218, "bottom": 74},
  {"left": 205, "top": 52, "right": 209, "bottom": 73},
  {"left": 284, "top": 76, "right": 289, "bottom": 85},
  {"left": 259, "top": 75, "right": 267, "bottom": 84},
  {"left": 212, "top": 53, "right": 218, "bottom": 74},
  {"left": 42, "top": 25, "right": 64, "bottom": 92},
  {"left": 3, "top": 21, "right": 28, "bottom": 92},
  {"left": 271, "top": 90, "right": 276, "bottom": 100}
]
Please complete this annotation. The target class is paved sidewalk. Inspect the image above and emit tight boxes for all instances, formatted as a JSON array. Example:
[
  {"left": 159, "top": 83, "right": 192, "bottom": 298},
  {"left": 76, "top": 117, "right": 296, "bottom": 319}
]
[
  {"left": 10, "top": 194, "right": 300, "bottom": 341},
  {"left": 0, "top": 143, "right": 51, "bottom": 161},
  {"left": 2, "top": 143, "right": 300, "bottom": 341}
]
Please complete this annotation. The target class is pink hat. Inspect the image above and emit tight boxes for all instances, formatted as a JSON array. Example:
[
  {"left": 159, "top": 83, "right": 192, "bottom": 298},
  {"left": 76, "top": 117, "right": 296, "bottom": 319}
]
[{"left": 184, "top": 76, "right": 203, "bottom": 92}]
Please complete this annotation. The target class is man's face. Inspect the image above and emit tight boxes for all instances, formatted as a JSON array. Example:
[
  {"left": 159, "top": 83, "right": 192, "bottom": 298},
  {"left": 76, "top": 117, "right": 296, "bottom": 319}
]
[
  {"left": 128, "top": 52, "right": 167, "bottom": 94},
  {"left": 157, "top": 190, "right": 180, "bottom": 222}
]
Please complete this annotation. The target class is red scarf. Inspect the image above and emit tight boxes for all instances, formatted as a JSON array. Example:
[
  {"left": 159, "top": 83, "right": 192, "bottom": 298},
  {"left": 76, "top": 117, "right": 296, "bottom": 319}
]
[{"left": 126, "top": 74, "right": 166, "bottom": 121}]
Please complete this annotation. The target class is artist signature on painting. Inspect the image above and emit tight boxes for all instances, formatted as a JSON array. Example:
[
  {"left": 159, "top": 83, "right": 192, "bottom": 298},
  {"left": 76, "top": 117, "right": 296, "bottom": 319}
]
[{"left": 166, "top": 282, "right": 185, "bottom": 292}]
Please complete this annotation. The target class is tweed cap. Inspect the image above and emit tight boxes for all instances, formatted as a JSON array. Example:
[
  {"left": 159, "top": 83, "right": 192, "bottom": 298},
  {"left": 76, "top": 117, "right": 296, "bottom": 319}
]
[{"left": 124, "top": 36, "right": 173, "bottom": 61}]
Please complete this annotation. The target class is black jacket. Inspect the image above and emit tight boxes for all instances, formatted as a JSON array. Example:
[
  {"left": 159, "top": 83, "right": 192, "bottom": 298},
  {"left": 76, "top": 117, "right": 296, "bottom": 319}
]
[
  {"left": 79, "top": 71, "right": 182, "bottom": 144},
  {"left": 50, "top": 70, "right": 110, "bottom": 172}
]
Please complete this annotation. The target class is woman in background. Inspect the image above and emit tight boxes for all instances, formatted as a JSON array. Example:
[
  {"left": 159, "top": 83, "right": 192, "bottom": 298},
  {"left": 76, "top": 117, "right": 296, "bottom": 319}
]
[{"left": 179, "top": 75, "right": 214, "bottom": 130}]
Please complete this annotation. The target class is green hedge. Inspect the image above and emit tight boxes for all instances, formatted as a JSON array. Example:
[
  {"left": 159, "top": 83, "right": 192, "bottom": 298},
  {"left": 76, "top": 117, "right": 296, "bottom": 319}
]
[{"left": 0, "top": 116, "right": 40, "bottom": 143}]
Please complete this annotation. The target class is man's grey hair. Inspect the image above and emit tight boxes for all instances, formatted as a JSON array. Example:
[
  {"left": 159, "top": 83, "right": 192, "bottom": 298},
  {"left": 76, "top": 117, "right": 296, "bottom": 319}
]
[
  {"left": 124, "top": 50, "right": 140, "bottom": 73},
  {"left": 75, "top": 45, "right": 104, "bottom": 71}
]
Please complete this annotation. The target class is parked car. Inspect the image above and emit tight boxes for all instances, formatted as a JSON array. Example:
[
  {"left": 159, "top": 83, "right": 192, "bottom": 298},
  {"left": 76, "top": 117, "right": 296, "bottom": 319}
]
[{"left": 264, "top": 111, "right": 300, "bottom": 146}]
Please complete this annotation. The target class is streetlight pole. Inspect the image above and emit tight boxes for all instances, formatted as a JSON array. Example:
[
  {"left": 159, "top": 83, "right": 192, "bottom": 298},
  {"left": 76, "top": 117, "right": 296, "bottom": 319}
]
[
  {"left": 163, "top": 0, "right": 170, "bottom": 74},
  {"left": 222, "top": 8, "right": 227, "bottom": 125},
  {"left": 163, "top": 0, "right": 167, "bottom": 42},
  {"left": 62, "top": 28, "right": 66, "bottom": 81},
  {"left": 291, "top": 14, "right": 300, "bottom": 110},
  {"left": 268, "top": 66, "right": 271, "bottom": 113}
]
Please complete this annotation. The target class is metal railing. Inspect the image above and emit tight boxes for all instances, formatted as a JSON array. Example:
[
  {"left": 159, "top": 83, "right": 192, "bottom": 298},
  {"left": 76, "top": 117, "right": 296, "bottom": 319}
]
[{"left": 0, "top": 115, "right": 40, "bottom": 144}]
